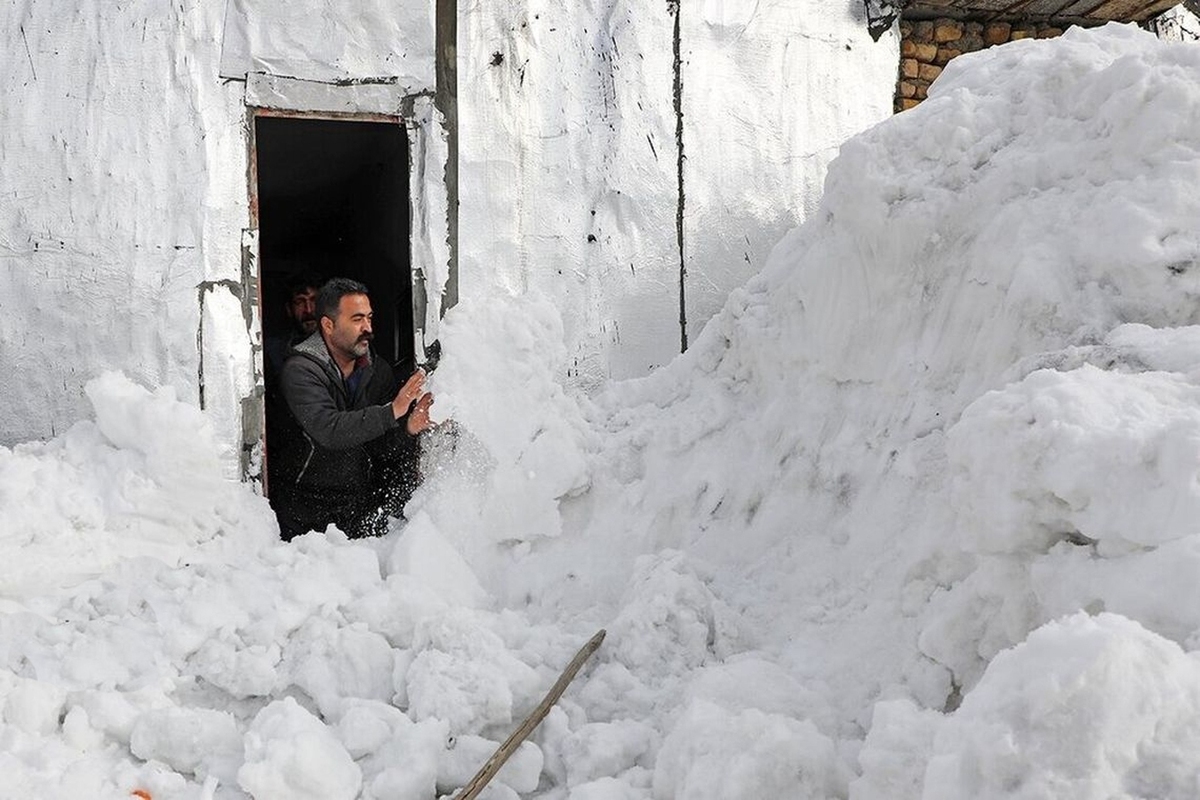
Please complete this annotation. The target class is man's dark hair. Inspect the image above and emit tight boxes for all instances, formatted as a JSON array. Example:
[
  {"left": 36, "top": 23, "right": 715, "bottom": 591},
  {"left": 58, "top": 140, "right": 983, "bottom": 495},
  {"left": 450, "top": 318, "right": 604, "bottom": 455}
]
[
  {"left": 285, "top": 270, "right": 322, "bottom": 299},
  {"left": 317, "top": 277, "right": 370, "bottom": 321}
]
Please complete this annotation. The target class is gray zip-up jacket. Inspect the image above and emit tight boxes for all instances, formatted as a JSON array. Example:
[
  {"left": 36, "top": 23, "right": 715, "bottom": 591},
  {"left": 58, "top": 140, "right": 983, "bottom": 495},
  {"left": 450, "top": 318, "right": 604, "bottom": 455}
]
[{"left": 277, "top": 332, "right": 400, "bottom": 491}]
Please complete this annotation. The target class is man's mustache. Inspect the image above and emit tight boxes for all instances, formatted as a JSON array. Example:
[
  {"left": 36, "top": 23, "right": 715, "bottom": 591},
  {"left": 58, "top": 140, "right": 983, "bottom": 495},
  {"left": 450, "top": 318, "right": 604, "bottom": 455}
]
[{"left": 357, "top": 332, "right": 374, "bottom": 343}]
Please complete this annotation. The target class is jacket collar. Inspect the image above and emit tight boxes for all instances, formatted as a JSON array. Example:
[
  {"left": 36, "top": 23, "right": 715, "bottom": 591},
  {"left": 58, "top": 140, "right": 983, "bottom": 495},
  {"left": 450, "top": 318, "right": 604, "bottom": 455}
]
[{"left": 291, "top": 331, "right": 375, "bottom": 384}]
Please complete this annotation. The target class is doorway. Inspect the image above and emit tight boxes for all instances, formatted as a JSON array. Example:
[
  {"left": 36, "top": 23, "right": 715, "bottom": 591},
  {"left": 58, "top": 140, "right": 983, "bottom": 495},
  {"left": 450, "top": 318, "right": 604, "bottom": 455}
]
[
  {"left": 252, "top": 112, "right": 415, "bottom": 499},
  {"left": 254, "top": 113, "right": 413, "bottom": 367}
]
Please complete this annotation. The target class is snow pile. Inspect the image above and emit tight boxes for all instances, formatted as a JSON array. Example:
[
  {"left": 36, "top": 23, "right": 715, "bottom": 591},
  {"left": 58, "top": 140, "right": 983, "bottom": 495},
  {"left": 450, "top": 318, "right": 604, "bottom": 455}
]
[
  {"left": 855, "top": 613, "right": 1200, "bottom": 799},
  {"left": 438, "top": 21, "right": 1200, "bottom": 797},
  {"left": 6, "top": 20, "right": 1200, "bottom": 800},
  {"left": 0, "top": 372, "right": 276, "bottom": 596},
  {"left": 417, "top": 290, "right": 595, "bottom": 548}
]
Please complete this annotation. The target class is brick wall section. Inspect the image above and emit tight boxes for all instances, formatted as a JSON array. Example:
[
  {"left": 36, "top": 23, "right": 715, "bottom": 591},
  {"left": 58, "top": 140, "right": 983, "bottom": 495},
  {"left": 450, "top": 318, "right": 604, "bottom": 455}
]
[{"left": 897, "top": 18, "right": 1066, "bottom": 111}]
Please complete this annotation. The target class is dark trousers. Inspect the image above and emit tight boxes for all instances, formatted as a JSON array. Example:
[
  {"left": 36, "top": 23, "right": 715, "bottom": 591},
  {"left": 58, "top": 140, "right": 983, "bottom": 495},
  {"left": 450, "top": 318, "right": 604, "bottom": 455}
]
[{"left": 270, "top": 435, "right": 420, "bottom": 541}]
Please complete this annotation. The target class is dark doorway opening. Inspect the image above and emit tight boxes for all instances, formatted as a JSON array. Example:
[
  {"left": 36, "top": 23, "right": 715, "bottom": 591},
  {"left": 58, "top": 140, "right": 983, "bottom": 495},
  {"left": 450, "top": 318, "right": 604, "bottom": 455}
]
[
  {"left": 255, "top": 114, "right": 413, "bottom": 367},
  {"left": 254, "top": 113, "right": 415, "bottom": 502}
]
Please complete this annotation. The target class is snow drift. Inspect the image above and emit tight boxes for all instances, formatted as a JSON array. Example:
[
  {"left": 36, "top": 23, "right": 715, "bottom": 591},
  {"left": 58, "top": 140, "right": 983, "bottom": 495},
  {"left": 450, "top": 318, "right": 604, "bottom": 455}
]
[{"left": 3, "top": 21, "right": 1200, "bottom": 799}]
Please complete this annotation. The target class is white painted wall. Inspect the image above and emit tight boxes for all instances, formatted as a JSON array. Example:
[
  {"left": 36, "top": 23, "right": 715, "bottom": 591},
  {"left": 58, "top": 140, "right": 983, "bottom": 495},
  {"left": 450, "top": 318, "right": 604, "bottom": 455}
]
[
  {"left": 1, "top": 0, "right": 898, "bottom": 462},
  {"left": 0, "top": 0, "right": 244, "bottom": 455},
  {"left": 681, "top": 0, "right": 899, "bottom": 343},
  {"left": 458, "top": 0, "right": 898, "bottom": 380},
  {"left": 457, "top": 0, "right": 682, "bottom": 385}
]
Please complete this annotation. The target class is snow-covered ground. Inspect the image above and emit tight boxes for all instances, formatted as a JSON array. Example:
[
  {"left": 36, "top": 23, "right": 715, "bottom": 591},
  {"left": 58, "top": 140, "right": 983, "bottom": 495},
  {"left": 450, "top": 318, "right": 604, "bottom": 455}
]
[{"left": 5, "top": 22, "right": 1200, "bottom": 799}]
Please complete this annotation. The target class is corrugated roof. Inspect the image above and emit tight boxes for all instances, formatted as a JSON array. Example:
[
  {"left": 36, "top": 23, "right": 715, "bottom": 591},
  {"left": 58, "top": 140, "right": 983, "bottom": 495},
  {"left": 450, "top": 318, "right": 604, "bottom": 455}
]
[{"left": 904, "top": 0, "right": 1179, "bottom": 24}]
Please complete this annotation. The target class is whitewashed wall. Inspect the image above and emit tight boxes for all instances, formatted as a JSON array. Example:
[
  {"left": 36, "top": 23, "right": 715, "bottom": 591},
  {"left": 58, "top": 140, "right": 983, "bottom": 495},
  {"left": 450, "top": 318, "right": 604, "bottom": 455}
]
[
  {"left": 0, "top": 0, "right": 244, "bottom": 455},
  {"left": 458, "top": 0, "right": 899, "bottom": 382},
  {"left": 681, "top": 1, "right": 899, "bottom": 344},
  {"left": 457, "top": 0, "right": 681, "bottom": 384},
  {"left": 1, "top": 0, "right": 898, "bottom": 464}
]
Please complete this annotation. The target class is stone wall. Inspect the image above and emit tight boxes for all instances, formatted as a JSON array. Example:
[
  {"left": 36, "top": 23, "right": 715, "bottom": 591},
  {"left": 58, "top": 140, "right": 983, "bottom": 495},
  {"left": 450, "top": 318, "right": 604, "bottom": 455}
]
[{"left": 896, "top": 18, "right": 1065, "bottom": 111}]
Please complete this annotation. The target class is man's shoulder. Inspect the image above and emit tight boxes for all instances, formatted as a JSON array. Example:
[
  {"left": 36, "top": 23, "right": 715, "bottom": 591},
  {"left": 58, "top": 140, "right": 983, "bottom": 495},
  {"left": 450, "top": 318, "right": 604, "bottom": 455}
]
[
  {"left": 289, "top": 332, "right": 328, "bottom": 361},
  {"left": 281, "top": 335, "right": 335, "bottom": 386}
]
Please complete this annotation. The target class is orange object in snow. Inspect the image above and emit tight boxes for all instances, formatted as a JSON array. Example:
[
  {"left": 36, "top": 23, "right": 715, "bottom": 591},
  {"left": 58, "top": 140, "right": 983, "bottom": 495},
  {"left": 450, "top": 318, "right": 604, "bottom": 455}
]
[{"left": 131, "top": 791, "right": 152, "bottom": 800}]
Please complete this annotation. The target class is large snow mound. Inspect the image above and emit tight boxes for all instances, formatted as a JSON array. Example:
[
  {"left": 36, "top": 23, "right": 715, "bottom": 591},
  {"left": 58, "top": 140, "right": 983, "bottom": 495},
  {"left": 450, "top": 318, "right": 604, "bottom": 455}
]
[{"left": 4, "top": 21, "right": 1200, "bottom": 799}]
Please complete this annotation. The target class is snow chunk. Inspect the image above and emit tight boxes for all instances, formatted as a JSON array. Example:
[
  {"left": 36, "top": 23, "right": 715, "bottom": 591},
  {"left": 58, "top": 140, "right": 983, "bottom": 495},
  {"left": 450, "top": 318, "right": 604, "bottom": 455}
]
[
  {"left": 403, "top": 610, "right": 539, "bottom": 735},
  {"left": 3, "top": 678, "right": 67, "bottom": 736},
  {"left": 129, "top": 705, "right": 241, "bottom": 779},
  {"left": 948, "top": 364, "right": 1200, "bottom": 553},
  {"left": 438, "top": 734, "right": 543, "bottom": 795},
  {"left": 923, "top": 613, "right": 1200, "bottom": 800},
  {"left": 559, "top": 719, "right": 657, "bottom": 787},
  {"left": 651, "top": 699, "right": 844, "bottom": 799},
  {"left": 414, "top": 290, "right": 595, "bottom": 546},
  {"left": 386, "top": 510, "right": 488, "bottom": 608},
  {"left": 0, "top": 371, "right": 277, "bottom": 597},
  {"left": 238, "top": 696, "right": 362, "bottom": 800},
  {"left": 609, "top": 551, "right": 741, "bottom": 678},
  {"left": 279, "top": 618, "right": 397, "bottom": 718}
]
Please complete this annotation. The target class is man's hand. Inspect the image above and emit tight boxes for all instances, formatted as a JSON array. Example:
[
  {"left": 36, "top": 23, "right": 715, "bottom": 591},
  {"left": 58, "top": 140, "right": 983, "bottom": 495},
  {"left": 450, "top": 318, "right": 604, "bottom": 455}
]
[
  {"left": 392, "top": 369, "right": 426, "bottom": 420},
  {"left": 406, "top": 392, "right": 435, "bottom": 435}
]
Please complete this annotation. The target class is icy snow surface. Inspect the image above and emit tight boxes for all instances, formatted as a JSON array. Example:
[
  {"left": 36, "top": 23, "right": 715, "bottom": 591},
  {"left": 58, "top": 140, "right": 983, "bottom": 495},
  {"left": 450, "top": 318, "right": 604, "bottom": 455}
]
[{"left": 6, "top": 22, "right": 1200, "bottom": 799}]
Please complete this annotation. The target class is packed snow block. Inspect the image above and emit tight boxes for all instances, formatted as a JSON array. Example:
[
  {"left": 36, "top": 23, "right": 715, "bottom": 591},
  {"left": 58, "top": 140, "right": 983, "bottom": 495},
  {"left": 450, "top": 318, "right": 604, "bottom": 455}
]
[
  {"left": 402, "top": 609, "right": 540, "bottom": 735},
  {"left": 1104, "top": 323, "right": 1200, "bottom": 375},
  {"left": 947, "top": 364, "right": 1200, "bottom": 554},
  {"left": 352, "top": 708, "right": 446, "bottom": 800},
  {"left": 129, "top": 706, "right": 241, "bottom": 780},
  {"left": 681, "top": 657, "right": 834, "bottom": 733},
  {"left": 404, "top": 648, "right": 514, "bottom": 736},
  {"left": 279, "top": 534, "right": 385, "bottom": 612},
  {"left": 608, "top": 551, "right": 740, "bottom": 677},
  {"left": 66, "top": 690, "right": 144, "bottom": 745},
  {"left": 918, "top": 613, "right": 1200, "bottom": 800},
  {"left": 437, "top": 734, "right": 543, "bottom": 795},
  {"left": 3, "top": 678, "right": 67, "bottom": 736},
  {"left": 86, "top": 372, "right": 232, "bottom": 539},
  {"left": 573, "top": 662, "right": 656, "bottom": 731},
  {"left": 651, "top": 699, "right": 845, "bottom": 800},
  {"left": 60, "top": 706, "right": 105, "bottom": 752},
  {"left": 238, "top": 696, "right": 362, "bottom": 800},
  {"left": 187, "top": 637, "right": 281, "bottom": 700},
  {"left": 558, "top": 719, "right": 656, "bottom": 787},
  {"left": 343, "top": 573, "right": 451, "bottom": 648},
  {"left": 1032, "top": 537, "right": 1200, "bottom": 645},
  {"left": 386, "top": 510, "right": 488, "bottom": 608},
  {"left": 916, "top": 557, "right": 1038, "bottom": 693},
  {"left": 849, "top": 698, "right": 941, "bottom": 800},
  {"left": 279, "top": 619, "right": 396, "bottom": 719},
  {"left": 0, "top": 372, "right": 276, "bottom": 596},
  {"left": 337, "top": 701, "right": 406, "bottom": 758},
  {"left": 566, "top": 776, "right": 651, "bottom": 800}
]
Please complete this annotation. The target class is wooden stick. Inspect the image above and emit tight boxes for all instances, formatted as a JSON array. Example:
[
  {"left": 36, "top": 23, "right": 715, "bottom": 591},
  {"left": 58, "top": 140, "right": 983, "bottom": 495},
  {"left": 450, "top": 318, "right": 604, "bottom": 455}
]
[{"left": 451, "top": 629, "right": 607, "bottom": 800}]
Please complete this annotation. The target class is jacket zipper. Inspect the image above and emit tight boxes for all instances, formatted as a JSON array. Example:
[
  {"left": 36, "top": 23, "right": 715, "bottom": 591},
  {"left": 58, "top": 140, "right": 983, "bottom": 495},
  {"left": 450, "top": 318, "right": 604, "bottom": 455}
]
[{"left": 295, "top": 433, "right": 315, "bottom": 485}]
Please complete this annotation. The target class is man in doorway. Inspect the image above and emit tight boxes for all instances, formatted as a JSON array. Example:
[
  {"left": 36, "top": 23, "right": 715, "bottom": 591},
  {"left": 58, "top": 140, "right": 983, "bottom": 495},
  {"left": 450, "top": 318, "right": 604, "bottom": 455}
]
[
  {"left": 271, "top": 277, "right": 435, "bottom": 540},
  {"left": 264, "top": 272, "right": 322, "bottom": 504},
  {"left": 265, "top": 272, "right": 321, "bottom": 374}
]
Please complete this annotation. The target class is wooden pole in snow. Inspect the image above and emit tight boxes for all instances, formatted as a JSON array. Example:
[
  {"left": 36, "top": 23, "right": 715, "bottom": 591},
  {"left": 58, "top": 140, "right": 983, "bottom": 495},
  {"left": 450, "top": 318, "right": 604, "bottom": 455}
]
[{"left": 451, "top": 629, "right": 607, "bottom": 800}]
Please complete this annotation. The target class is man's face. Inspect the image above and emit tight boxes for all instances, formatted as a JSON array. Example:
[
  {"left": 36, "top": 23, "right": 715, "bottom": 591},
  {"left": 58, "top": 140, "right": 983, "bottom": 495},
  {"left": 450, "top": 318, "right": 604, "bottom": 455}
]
[
  {"left": 323, "top": 293, "right": 374, "bottom": 360},
  {"left": 286, "top": 287, "right": 318, "bottom": 335}
]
